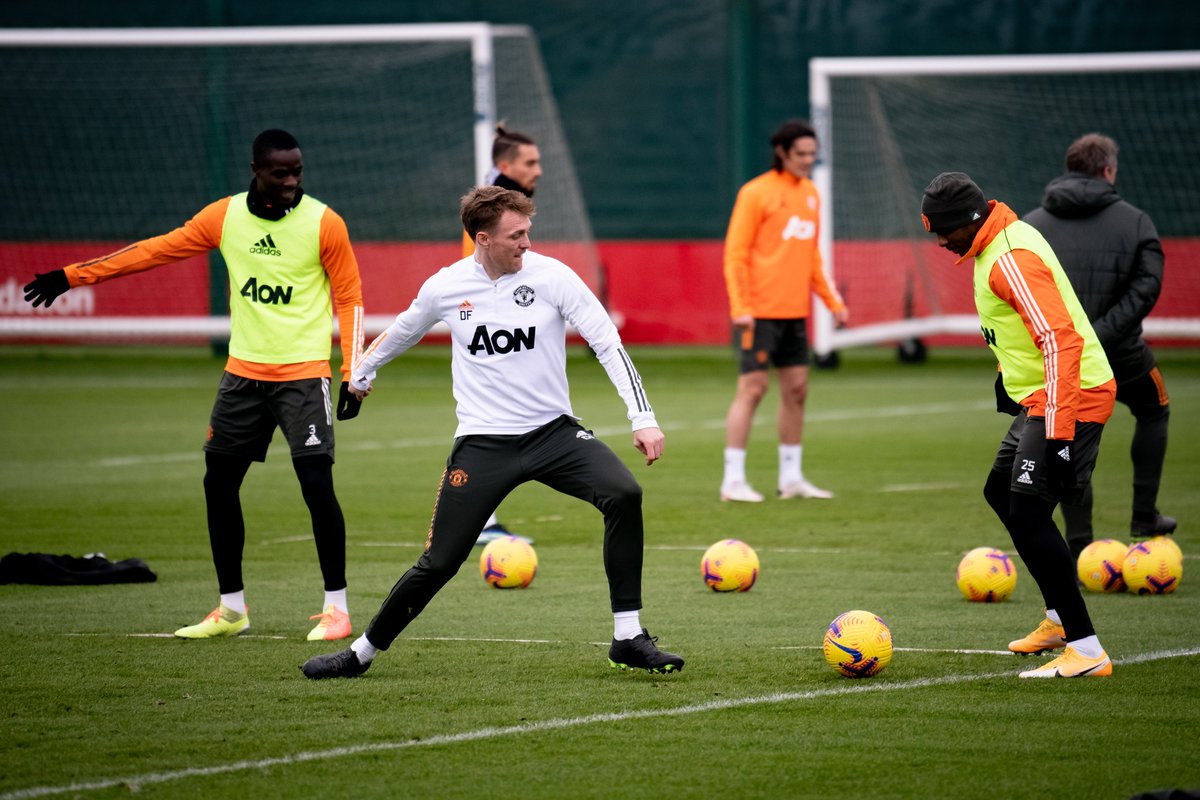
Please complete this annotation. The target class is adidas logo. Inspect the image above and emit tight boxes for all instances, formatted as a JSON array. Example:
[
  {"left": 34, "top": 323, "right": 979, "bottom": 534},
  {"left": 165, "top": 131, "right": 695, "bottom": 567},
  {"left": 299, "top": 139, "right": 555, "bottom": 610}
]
[
  {"left": 576, "top": 430, "right": 594, "bottom": 440},
  {"left": 305, "top": 431, "right": 322, "bottom": 446},
  {"left": 249, "top": 234, "right": 282, "bottom": 257},
  {"left": 971, "top": 211, "right": 981, "bottom": 221},
  {"left": 1057, "top": 447, "right": 1071, "bottom": 462},
  {"left": 1017, "top": 471, "right": 1033, "bottom": 485}
]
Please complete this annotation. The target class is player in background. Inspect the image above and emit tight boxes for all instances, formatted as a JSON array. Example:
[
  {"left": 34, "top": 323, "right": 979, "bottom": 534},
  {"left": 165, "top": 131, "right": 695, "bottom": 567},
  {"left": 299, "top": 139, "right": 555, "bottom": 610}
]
[
  {"left": 461, "top": 125, "right": 542, "bottom": 546},
  {"left": 1024, "top": 133, "right": 1174, "bottom": 557},
  {"left": 23, "top": 129, "right": 365, "bottom": 642},
  {"left": 301, "top": 186, "right": 684, "bottom": 679},
  {"left": 922, "top": 171, "right": 1115, "bottom": 678},
  {"left": 720, "top": 119, "right": 848, "bottom": 503}
]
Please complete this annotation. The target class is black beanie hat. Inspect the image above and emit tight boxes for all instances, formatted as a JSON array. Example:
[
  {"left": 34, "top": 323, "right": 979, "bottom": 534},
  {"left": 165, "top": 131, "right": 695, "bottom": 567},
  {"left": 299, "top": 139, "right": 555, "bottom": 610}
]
[{"left": 921, "top": 172, "right": 989, "bottom": 235}]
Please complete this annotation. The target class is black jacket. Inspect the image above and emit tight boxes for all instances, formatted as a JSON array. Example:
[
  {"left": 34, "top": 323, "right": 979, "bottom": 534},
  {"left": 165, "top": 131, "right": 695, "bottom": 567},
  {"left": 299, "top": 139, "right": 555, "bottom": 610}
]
[{"left": 1024, "top": 173, "right": 1164, "bottom": 381}]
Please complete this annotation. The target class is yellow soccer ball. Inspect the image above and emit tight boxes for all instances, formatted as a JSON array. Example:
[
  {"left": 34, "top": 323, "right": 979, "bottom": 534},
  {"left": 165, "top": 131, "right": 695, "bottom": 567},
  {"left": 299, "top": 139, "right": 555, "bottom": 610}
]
[
  {"left": 823, "top": 610, "right": 893, "bottom": 678},
  {"left": 956, "top": 546, "right": 1017, "bottom": 602},
  {"left": 1123, "top": 537, "right": 1183, "bottom": 595},
  {"left": 1076, "top": 538, "right": 1128, "bottom": 593},
  {"left": 479, "top": 536, "right": 538, "bottom": 589},
  {"left": 701, "top": 538, "right": 760, "bottom": 592}
]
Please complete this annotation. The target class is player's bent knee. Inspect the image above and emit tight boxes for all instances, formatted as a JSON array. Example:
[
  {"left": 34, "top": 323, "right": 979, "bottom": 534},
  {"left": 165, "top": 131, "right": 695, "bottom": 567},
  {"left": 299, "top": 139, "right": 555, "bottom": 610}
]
[
  {"left": 1131, "top": 402, "right": 1169, "bottom": 424},
  {"left": 598, "top": 479, "right": 642, "bottom": 514},
  {"left": 292, "top": 455, "right": 335, "bottom": 494},
  {"left": 1008, "top": 491, "right": 1054, "bottom": 530},
  {"left": 983, "top": 469, "right": 1009, "bottom": 516},
  {"left": 203, "top": 463, "right": 246, "bottom": 496}
]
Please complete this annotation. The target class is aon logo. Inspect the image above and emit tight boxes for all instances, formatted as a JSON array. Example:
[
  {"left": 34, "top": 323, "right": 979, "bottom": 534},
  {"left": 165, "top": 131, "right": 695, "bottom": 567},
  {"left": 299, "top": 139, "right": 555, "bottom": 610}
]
[
  {"left": 468, "top": 325, "right": 536, "bottom": 355},
  {"left": 781, "top": 215, "right": 815, "bottom": 240},
  {"left": 240, "top": 277, "right": 293, "bottom": 305}
]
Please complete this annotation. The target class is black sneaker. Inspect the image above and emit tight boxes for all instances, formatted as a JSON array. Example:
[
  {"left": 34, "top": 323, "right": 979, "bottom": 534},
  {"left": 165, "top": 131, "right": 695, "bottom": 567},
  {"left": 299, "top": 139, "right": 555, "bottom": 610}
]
[
  {"left": 301, "top": 647, "right": 370, "bottom": 680},
  {"left": 608, "top": 629, "right": 685, "bottom": 674},
  {"left": 1131, "top": 513, "right": 1177, "bottom": 538}
]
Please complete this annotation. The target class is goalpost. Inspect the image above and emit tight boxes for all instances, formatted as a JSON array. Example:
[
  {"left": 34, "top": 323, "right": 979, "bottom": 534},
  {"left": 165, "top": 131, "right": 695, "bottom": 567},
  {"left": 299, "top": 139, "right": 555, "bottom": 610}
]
[
  {"left": 0, "top": 24, "right": 602, "bottom": 342},
  {"left": 808, "top": 50, "right": 1200, "bottom": 359}
]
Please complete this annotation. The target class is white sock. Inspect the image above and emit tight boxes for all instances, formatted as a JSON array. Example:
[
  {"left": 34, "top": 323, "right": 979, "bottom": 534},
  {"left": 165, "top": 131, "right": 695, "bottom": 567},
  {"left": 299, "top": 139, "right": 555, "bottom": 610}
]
[
  {"left": 483, "top": 512, "right": 499, "bottom": 529},
  {"left": 324, "top": 588, "right": 347, "bottom": 614},
  {"left": 613, "top": 610, "right": 642, "bottom": 640},
  {"left": 779, "top": 444, "right": 802, "bottom": 486},
  {"left": 350, "top": 634, "right": 378, "bottom": 664},
  {"left": 1045, "top": 608, "right": 1062, "bottom": 625},
  {"left": 220, "top": 591, "right": 246, "bottom": 614},
  {"left": 1069, "top": 635, "right": 1103, "bottom": 659},
  {"left": 723, "top": 448, "right": 748, "bottom": 485}
]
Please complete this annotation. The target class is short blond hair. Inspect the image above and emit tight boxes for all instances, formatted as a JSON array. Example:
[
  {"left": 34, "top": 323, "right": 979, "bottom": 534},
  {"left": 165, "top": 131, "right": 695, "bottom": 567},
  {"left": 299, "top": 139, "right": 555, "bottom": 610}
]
[{"left": 460, "top": 185, "right": 536, "bottom": 238}]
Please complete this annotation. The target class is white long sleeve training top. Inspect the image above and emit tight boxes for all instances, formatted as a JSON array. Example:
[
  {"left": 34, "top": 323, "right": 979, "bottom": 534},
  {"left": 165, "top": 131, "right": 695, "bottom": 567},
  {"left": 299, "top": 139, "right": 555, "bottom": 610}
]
[{"left": 353, "top": 251, "right": 657, "bottom": 438}]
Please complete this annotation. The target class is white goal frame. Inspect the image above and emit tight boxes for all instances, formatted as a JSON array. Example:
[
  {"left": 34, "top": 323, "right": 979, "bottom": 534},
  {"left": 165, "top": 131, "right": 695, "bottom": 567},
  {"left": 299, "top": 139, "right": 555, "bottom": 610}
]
[
  {"left": 808, "top": 50, "right": 1200, "bottom": 356},
  {"left": 0, "top": 23, "right": 535, "bottom": 341}
]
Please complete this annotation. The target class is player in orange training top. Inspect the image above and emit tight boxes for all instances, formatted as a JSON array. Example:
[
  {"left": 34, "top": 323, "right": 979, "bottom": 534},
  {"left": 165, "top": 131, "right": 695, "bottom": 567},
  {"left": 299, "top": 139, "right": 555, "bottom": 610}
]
[{"left": 720, "top": 119, "right": 848, "bottom": 503}]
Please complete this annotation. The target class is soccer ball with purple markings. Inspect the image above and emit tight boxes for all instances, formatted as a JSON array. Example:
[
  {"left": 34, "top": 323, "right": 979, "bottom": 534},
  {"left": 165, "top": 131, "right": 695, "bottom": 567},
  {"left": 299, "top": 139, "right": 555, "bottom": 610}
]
[
  {"left": 479, "top": 536, "right": 538, "bottom": 589},
  {"left": 701, "top": 539, "right": 759, "bottom": 592},
  {"left": 955, "top": 546, "right": 1017, "bottom": 602},
  {"left": 1122, "top": 537, "right": 1182, "bottom": 596},
  {"left": 1076, "top": 538, "right": 1128, "bottom": 593},
  {"left": 823, "top": 610, "right": 893, "bottom": 678}
]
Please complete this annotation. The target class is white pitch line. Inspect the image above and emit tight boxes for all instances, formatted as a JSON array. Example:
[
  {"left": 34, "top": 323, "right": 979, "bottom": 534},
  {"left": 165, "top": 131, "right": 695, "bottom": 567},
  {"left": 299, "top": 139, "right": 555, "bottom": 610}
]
[
  {"left": 5, "top": 646, "right": 1197, "bottom": 800},
  {"left": 880, "top": 482, "right": 966, "bottom": 493},
  {"left": 774, "top": 644, "right": 1017, "bottom": 656},
  {"left": 259, "top": 536, "right": 428, "bottom": 548},
  {"left": 64, "top": 632, "right": 288, "bottom": 640},
  {"left": 408, "top": 635, "right": 562, "bottom": 645},
  {"left": 91, "top": 400, "right": 991, "bottom": 468},
  {"left": 648, "top": 544, "right": 849, "bottom": 554}
]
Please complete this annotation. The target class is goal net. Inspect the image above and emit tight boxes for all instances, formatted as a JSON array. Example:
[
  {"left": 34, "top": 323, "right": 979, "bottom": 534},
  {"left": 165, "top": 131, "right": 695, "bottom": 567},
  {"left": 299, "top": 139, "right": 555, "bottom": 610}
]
[
  {"left": 809, "top": 51, "right": 1200, "bottom": 358},
  {"left": 0, "top": 24, "right": 602, "bottom": 342}
]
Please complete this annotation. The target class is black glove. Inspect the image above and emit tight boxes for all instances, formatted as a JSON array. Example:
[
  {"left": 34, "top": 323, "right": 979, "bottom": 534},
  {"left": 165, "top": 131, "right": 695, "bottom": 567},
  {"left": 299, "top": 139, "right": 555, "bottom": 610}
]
[
  {"left": 994, "top": 372, "right": 1022, "bottom": 416},
  {"left": 1044, "top": 439, "right": 1078, "bottom": 498},
  {"left": 23, "top": 269, "right": 70, "bottom": 308},
  {"left": 336, "top": 381, "right": 362, "bottom": 421}
]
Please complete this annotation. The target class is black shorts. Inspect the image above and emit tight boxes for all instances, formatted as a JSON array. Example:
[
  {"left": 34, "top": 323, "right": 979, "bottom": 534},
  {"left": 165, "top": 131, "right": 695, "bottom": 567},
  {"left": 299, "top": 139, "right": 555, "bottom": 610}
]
[
  {"left": 204, "top": 373, "right": 335, "bottom": 462},
  {"left": 992, "top": 410, "right": 1104, "bottom": 503},
  {"left": 1117, "top": 365, "right": 1169, "bottom": 412},
  {"left": 735, "top": 318, "right": 810, "bottom": 373}
]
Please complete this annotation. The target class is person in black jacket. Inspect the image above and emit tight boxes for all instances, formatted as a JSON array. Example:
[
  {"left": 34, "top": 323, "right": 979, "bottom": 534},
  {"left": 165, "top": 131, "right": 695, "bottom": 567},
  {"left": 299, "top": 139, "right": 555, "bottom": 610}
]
[{"left": 1025, "top": 133, "right": 1174, "bottom": 557}]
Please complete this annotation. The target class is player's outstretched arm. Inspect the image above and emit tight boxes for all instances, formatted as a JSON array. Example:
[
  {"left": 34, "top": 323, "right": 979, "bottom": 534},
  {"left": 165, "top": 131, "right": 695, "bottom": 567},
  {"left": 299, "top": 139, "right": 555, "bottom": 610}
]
[{"left": 633, "top": 426, "right": 665, "bottom": 466}]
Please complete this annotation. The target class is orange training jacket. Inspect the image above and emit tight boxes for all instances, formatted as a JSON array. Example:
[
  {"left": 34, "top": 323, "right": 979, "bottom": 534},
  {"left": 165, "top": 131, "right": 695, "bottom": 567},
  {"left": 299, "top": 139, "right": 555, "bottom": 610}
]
[
  {"left": 723, "top": 169, "right": 845, "bottom": 320},
  {"left": 63, "top": 196, "right": 364, "bottom": 382}
]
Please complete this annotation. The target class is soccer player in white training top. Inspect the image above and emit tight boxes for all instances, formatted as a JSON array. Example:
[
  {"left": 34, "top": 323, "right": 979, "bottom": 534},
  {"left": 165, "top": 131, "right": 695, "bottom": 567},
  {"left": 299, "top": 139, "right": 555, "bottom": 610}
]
[{"left": 302, "top": 185, "right": 684, "bottom": 679}]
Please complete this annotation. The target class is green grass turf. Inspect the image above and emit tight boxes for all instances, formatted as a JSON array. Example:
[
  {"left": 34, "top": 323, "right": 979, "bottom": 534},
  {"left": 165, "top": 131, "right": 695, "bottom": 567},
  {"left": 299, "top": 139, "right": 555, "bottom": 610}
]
[{"left": 1, "top": 344, "right": 1197, "bottom": 799}]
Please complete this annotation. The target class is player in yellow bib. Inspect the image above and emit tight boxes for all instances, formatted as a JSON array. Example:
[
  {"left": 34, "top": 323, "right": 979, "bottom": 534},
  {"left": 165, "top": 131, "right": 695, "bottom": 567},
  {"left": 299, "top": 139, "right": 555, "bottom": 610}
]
[
  {"left": 23, "top": 130, "right": 366, "bottom": 642},
  {"left": 922, "top": 172, "right": 1116, "bottom": 680}
]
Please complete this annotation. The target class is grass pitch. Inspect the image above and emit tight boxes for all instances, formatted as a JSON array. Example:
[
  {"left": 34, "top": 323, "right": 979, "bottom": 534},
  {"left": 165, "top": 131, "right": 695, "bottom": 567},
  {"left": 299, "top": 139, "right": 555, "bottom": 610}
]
[{"left": 1, "top": 344, "right": 1197, "bottom": 799}]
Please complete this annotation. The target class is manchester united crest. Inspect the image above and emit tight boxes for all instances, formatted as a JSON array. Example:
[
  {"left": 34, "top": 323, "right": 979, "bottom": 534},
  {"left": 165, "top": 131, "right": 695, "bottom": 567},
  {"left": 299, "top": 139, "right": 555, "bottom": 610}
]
[
  {"left": 448, "top": 468, "right": 469, "bottom": 487},
  {"left": 513, "top": 285, "right": 535, "bottom": 307}
]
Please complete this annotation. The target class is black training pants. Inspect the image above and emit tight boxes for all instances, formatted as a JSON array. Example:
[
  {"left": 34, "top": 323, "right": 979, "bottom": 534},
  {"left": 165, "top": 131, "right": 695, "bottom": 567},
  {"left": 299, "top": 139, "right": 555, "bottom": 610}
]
[{"left": 365, "top": 415, "right": 645, "bottom": 650}]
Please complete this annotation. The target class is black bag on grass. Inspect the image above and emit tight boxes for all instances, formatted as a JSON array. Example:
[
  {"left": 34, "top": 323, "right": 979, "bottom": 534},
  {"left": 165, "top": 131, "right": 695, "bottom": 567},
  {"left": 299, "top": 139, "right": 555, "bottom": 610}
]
[{"left": 0, "top": 552, "right": 157, "bottom": 585}]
